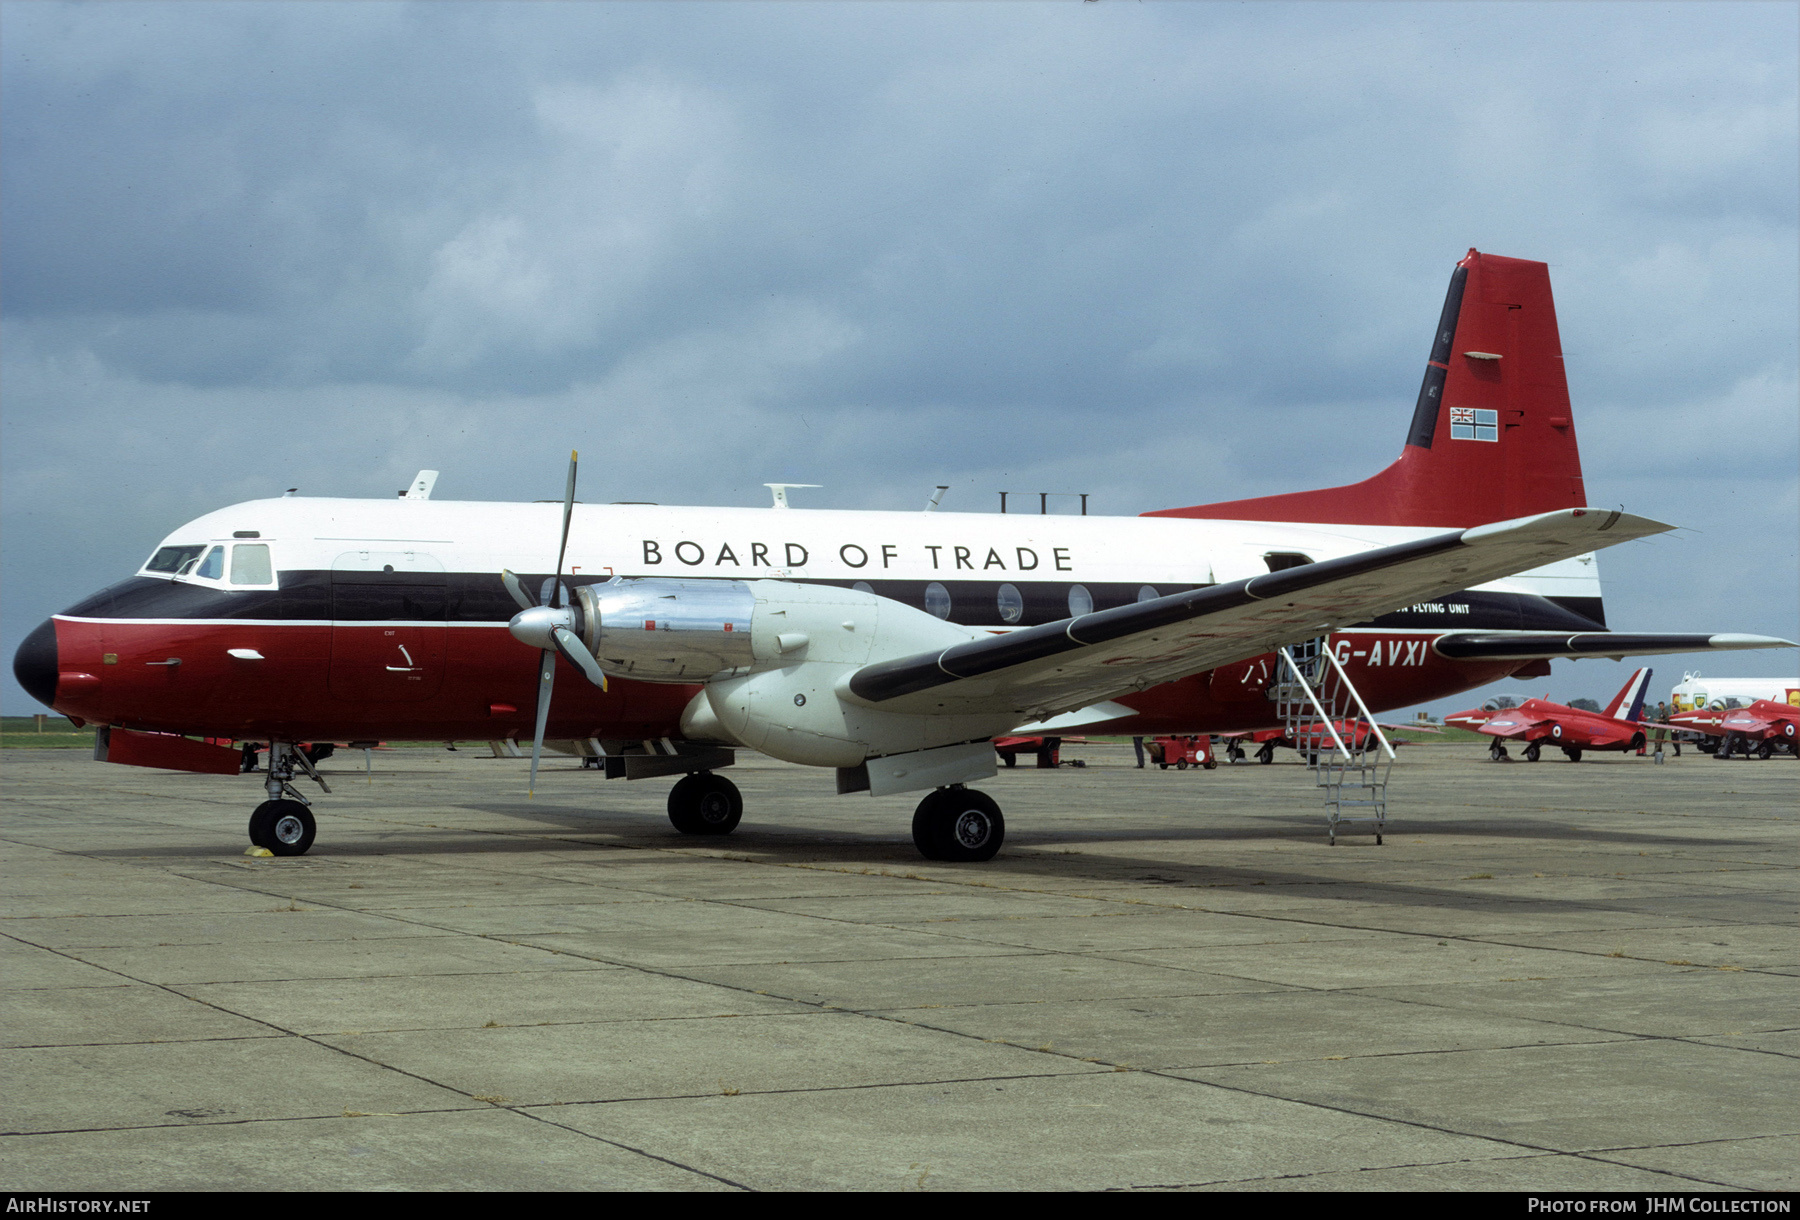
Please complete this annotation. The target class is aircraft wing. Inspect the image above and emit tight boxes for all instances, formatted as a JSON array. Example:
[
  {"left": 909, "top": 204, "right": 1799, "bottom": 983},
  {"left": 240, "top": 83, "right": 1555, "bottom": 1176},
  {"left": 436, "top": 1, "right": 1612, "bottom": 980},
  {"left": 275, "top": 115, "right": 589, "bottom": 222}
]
[
  {"left": 1434, "top": 632, "right": 1795, "bottom": 662},
  {"left": 845, "top": 508, "right": 1671, "bottom": 720},
  {"left": 1477, "top": 716, "right": 1554, "bottom": 740}
]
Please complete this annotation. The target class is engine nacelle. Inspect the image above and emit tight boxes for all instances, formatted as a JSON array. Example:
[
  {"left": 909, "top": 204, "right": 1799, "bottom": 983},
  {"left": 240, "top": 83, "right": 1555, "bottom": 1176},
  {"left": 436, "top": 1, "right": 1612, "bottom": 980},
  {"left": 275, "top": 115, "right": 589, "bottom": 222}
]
[
  {"left": 567, "top": 578, "right": 1026, "bottom": 777},
  {"left": 571, "top": 579, "right": 757, "bottom": 681}
]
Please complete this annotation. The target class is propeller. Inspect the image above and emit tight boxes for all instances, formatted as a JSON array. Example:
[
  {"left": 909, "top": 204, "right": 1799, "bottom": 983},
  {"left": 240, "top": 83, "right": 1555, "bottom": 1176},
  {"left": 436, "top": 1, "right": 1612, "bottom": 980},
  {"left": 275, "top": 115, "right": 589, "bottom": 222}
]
[{"left": 501, "top": 450, "right": 609, "bottom": 795}]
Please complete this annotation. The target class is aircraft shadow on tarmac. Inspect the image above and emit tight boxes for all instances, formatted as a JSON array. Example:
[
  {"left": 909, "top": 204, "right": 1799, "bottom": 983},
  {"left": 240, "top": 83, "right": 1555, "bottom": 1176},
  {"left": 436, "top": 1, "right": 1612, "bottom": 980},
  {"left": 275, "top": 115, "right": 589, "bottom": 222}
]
[
  {"left": 121, "top": 799, "right": 1749, "bottom": 917},
  {"left": 466, "top": 799, "right": 1749, "bottom": 853},
  {"left": 65, "top": 796, "right": 1771, "bottom": 918}
]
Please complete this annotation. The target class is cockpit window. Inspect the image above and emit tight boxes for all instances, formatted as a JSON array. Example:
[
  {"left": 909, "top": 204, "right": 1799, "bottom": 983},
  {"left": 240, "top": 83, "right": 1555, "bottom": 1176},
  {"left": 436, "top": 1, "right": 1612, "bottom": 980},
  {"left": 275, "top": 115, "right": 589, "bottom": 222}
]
[
  {"left": 230, "top": 544, "right": 274, "bottom": 586},
  {"left": 194, "top": 547, "right": 224, "bottom": 580},
  {"left": 146, "top": 544, "right": 207, "bottom": 574}
]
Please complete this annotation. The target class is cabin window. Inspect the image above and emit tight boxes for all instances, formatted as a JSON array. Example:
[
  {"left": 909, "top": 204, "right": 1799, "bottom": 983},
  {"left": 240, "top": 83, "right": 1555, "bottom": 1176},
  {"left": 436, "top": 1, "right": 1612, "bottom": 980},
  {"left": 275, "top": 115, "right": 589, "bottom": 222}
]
[
  {"left": 924, "top": 582, "right": 951, "bottom": 619},
  {"left": 230, "top": 544, "right": 274, "bottom": 586},
  {"left": 996, "top": 583, "right": 1023, "bottom": 624},
  {"left": 145, "top": 544, "right": 207, "bottom": 575},
  {"left": 1137, "top": 585, "right": 1159, "bottom": 602},
  {"left": 1263, "top": 552, "right": 1313, "bottom": 572},
  {"left": 194, "top": 547, "right": 224, "bottom": 580},
  {"left": 1067, "top": 584, "right": 1093, "bottom": 616}
]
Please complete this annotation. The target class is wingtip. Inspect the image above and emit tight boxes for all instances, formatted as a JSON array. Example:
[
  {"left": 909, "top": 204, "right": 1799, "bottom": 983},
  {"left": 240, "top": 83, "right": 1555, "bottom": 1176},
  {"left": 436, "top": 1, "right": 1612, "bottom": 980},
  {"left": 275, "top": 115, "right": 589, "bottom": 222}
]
[
  {"left": 1708, "top": 634, "right": 1799, "bottom": 650},
  {"left": 1460, "top": 507, "right": 1675, "bottom": 545}
]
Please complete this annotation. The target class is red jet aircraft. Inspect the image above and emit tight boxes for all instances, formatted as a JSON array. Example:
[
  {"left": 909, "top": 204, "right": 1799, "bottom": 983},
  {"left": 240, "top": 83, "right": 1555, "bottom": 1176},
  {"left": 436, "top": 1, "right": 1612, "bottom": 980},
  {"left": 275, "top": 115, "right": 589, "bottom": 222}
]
[
  {"left": 1667, "top": 701, "right": 1800, "bottom": 761},
  {"left": 1447, "top": 668, "right": 1654, "bottom": 762}
]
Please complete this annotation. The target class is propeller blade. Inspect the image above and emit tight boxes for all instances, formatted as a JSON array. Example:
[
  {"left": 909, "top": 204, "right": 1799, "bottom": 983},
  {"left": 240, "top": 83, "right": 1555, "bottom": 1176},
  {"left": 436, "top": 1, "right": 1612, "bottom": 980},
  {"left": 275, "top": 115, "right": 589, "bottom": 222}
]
[
  {"left": 552, "top": 450, "right": 578, "bottom": 604},
  {"left": 551, "top": 625, "right": 608, "bottom": 692},
  {"left": 528, "top": 648, "right": 555, "bottom": 795},
  {"left": 501, "top": 569, "right": 536, "bottom": 612}
]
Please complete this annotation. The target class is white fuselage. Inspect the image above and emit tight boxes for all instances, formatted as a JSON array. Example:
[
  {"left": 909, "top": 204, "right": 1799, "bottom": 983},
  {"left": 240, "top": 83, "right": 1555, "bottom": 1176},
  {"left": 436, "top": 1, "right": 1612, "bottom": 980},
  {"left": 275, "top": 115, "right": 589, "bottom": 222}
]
[{"left": 145, "top": 497, "right": 1601, "bottom": 612}]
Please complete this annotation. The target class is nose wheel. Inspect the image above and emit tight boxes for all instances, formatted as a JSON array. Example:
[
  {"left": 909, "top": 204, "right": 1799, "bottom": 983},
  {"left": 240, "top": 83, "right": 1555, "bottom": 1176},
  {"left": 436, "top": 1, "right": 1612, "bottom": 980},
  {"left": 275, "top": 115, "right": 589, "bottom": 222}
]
[
  {"left": 911, "top": 786, "right": 1004, "bottom": 862},
  {"left": 249, "top": 800, "right": 315, "bottom": 856},
  {"left": 244, "top": 742, "right": 327, "bottom": 856}
]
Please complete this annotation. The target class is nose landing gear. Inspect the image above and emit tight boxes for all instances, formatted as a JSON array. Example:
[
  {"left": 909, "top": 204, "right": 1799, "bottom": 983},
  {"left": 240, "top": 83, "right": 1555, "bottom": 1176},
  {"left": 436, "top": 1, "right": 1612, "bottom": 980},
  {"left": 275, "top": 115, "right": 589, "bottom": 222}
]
[{"left": 247, "top": 742, "right": 329, "bottom": 856}]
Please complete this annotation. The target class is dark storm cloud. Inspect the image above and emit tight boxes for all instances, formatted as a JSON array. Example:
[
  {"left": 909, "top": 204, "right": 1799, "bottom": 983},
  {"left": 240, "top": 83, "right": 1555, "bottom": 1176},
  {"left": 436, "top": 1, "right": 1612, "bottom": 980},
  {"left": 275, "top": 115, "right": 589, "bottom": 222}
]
[{"left": 4, "top": 0, "right": 1795, "bottom": 711}]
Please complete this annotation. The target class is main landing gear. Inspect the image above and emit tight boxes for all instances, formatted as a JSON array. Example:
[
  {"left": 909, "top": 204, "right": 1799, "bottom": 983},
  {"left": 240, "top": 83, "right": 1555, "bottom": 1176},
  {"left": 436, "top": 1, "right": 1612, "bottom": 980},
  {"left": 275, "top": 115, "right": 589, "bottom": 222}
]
[
  {"left": 1488, "top": 740, "right": 1510, "bottom": 762},
  {"left": 911, "top": 786, "right": 1005, "bottom": 862},
  {"left": 1255, "top": 741, "right": 1276, "bottom": 765},
  {"left": 667, "top": 772, "right": 743, "bottom": 836},
  {"left": 1523, "top": 741, "right": 1542, "bottom": 763},
  {"left": 247, "top": 742, "right": 328, "bottom": 856}
]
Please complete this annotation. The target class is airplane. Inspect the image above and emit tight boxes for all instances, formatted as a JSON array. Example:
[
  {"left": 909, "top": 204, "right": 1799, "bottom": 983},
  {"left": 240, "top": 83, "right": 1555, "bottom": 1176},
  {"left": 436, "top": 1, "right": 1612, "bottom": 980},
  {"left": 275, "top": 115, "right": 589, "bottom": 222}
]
[
  {"left": 12, "top": 250, "right": 1794, "bottom": 862},
  {"left": 1666, "top": 700, "right": 1800, "bottom": 760},
  {"left": 1444, "top": 668, "right": 1656, "bottom": 762}
]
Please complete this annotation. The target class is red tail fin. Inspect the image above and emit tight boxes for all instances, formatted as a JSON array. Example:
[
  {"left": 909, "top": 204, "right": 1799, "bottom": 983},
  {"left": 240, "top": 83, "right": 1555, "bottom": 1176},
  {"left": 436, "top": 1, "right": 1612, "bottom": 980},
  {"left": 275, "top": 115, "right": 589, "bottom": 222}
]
[
  {"left": 1145, "top": 250, "right": 1587, "bottom": 528},
  {"left": 1603, "top": 668, "right": 1653, "bottom": 721}
]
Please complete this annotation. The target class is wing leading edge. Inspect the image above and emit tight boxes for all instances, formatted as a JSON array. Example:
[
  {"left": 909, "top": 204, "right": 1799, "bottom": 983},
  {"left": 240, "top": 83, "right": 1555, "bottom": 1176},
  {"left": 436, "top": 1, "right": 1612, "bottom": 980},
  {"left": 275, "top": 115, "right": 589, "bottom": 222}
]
[{"left": 844, "top": 508, "right": 1672, "bottom": 719}]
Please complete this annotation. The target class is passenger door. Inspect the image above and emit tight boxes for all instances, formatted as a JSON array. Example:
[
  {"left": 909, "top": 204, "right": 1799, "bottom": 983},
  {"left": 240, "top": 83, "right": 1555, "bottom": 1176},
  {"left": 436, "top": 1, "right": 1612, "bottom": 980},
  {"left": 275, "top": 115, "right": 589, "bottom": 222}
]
[{"left": 328, "top": 551, "right": 448, "bottom": 702}]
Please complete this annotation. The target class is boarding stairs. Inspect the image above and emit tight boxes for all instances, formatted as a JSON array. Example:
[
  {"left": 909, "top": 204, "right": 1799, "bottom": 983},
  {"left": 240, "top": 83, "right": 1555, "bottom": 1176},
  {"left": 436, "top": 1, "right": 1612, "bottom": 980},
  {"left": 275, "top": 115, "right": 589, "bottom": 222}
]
[{"left": 1270, "top": 639, "right": 1396, "bottom": 845}]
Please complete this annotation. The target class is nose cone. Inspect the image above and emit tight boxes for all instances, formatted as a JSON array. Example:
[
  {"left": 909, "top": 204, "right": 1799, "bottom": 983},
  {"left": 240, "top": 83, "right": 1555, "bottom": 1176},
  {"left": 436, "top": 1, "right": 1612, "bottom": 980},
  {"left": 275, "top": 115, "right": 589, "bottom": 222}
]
[{"left": 13, "top": 619, "right": 59, "bottom": 708}]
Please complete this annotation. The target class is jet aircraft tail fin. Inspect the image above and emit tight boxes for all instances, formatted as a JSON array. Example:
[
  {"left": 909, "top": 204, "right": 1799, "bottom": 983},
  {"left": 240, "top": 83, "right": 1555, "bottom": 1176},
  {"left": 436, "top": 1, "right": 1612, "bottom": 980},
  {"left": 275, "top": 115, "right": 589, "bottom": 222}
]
[
  {"left": 1604, "top": 667, "right": 1653, "bottom": 722},
  {"left": 1145, "top": 249, "right": 1587, "bottom": 529}
]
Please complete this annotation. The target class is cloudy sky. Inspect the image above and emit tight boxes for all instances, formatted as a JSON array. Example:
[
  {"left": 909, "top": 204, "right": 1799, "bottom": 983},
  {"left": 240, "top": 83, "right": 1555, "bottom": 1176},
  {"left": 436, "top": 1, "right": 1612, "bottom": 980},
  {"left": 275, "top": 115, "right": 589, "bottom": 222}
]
[{"left": 4, "top": 0, "right": 1795, "bottom": 715}]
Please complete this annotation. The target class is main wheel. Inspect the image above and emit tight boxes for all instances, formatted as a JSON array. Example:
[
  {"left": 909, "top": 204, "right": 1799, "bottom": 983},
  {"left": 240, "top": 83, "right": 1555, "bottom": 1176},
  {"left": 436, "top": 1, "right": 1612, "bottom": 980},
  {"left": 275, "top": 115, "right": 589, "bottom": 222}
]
[
  {"left": 1489, "top": 741, "right": 1508, "bottom": 762},
  {"left": 1757, "top": 740, "right": 1774, "bottom": 760},
  {"left": 1563, "top": 746, "right": 1582, "bottom": 762},
  {"left": 667, "top": 772, "right": 743, "bottom": 836},
  {"left": 248, "top": 800, "right": 315, "bottom": 857},
  {"left": 1256, "top": 742, "right": 1275, "bottom": 765},
  {"left": 1524, "top": 742, "right": 1541, "bottom": 763},
  {"left": 911, "top": 787, "right": 1004, "bottom": 862}
]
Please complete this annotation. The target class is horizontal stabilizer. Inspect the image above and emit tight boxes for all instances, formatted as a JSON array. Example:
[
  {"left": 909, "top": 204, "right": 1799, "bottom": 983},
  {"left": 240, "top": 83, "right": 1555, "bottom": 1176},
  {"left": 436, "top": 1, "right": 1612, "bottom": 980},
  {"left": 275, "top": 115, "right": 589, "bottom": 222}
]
[{"left": 1433, "top": 632, "right": 1796, "bottom": 662}]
